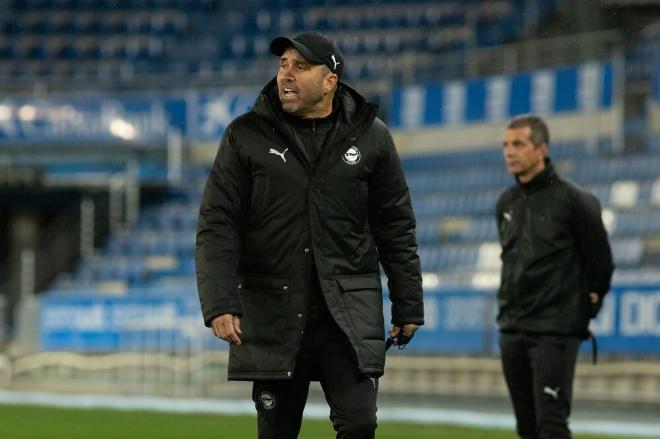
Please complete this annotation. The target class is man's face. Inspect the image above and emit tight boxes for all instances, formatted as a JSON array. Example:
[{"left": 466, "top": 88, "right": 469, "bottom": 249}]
[
  {"left": 502, "top": 126, "right": 547, "bottom": 181},
  {"left": 277, "top": 47, "right": 335, "bottom": 118}
]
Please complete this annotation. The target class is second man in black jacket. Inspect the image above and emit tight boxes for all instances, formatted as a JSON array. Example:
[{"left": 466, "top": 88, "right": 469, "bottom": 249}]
[{"left": 496, "top": 115, "right": 614, "bottom": 439}]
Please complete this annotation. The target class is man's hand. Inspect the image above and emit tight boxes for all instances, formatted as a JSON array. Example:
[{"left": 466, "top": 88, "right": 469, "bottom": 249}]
[
  {"left": 386, "top": 324, "right": 419, "bottom": 350},
  {"left": 389, "top": 324, "right": 418, "bottom": 339},
  {"left": 588, "top": 292, "right": 603, "bottom": 318},
  {"left": 210, "top": 314, "right": 242, "bottom": 345}
]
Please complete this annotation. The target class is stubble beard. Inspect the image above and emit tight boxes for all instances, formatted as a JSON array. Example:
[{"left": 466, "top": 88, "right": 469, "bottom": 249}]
[{"left": 280, "top": 91, "right": 325, "bottom": 117}]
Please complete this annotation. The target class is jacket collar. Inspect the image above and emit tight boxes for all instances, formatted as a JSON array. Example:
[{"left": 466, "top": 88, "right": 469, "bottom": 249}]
[
  {"left": 517, "top": 158, "right": 556, "bottom": 194},
  {"left": 252, "top": 77, "right": 377, "bottom": 130},
  {"left": 281, "top": 102, "right": 337, "bottom": 128},
  {"left": 251, "top": 78, "right": 378, "bottom": 174}
]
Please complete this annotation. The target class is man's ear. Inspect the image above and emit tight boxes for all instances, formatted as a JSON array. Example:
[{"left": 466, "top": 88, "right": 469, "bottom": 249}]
[
  {"left": 538, "top": 142, "right": 548, "bottom": 158},
  {"left": 324, "top": 73, "right": 338, "bottom": 95}
]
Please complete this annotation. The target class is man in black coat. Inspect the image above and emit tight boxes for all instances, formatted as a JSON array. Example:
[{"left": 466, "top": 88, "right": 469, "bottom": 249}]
[
  {"left": 196, "top": 31, "right": 424, "bottom": 438},
  {"left": 496, "top": 115, "right": 614, "bottom": 439}
]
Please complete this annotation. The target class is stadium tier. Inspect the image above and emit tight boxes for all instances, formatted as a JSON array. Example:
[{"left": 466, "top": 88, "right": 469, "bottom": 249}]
[{"left": 41, "top": 143, "right": 660, "bottom": 294}]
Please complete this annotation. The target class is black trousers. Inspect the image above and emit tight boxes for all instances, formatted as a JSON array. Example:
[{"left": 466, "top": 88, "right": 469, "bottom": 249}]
[
  {"left": 499, "top": 332, "right": 581, "bottom": 439},
  {"left": 252, "top": 309, "right": 378, "bottom": 439}
]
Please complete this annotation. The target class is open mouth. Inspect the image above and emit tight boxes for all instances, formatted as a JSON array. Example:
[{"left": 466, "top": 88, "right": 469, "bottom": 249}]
[{"left": 281, "top": 85, "right": 298, "bottom": 98}]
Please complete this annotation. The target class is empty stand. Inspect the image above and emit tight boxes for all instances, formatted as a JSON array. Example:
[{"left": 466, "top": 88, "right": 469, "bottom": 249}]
[
  {"left": 44, "top": 140, "right": 660, "bottom": 295},
  {"left": 0, "top": 0, "right": 557, "bottom": 86}
]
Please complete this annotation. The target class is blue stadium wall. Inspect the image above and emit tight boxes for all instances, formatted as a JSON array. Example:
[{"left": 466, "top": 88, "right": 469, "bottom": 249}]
[
  {"left": 389, "top": 61, "right": 622, "bottom": 153},
  {"left": 0, "top": 90, "right": 254, "bottom": 145},
  {"left": 40, "top": 286, "right": 660, "bottom": 355},
  {"left": 0, "top": 61, "right": 621, "bottom": 153}
]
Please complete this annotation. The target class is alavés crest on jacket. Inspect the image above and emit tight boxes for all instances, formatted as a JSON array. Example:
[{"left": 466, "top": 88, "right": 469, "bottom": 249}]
[
  {"left": 342, "top": 145, "right": 361, "bottom": 165},
  {"left": 259, "top": 391, "right": 276, "bottom": 410}
]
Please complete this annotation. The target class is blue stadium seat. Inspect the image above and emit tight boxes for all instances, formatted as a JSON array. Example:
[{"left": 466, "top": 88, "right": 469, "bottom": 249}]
[{"left": 26, "top": 40, "right": 48, "bottom": 59}]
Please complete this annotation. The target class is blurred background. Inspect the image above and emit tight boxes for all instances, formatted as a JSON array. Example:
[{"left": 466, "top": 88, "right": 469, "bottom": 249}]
[{"left": 0, "top": 0, "right": 659, "bottom": 433}]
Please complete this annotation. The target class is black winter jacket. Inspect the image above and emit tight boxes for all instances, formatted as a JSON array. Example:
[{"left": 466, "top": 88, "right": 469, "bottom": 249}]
[
  {"left": 196, "top": 79, "right": 424, "bottom": 380},
  {"left": 495, "top": 160, "right": 614, "bottom": 338}
]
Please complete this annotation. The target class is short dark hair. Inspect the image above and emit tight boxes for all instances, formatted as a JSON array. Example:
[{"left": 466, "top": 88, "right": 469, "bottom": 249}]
[{"left": 507, "top": 114, "right": 550, "bottom": 147}]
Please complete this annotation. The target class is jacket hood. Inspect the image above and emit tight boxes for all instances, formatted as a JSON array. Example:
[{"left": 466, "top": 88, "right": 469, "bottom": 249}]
[{"left": 252, "top": 77, "right": 378, "bottom": 128}]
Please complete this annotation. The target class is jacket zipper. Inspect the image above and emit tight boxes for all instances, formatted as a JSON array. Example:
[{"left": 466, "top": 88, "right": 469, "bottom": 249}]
[
  {"left": 306, "top": 120, "right": 316, "bottom": 313},
  {"left": 312, "top": 118, "right": 317, "bottom": 169}
]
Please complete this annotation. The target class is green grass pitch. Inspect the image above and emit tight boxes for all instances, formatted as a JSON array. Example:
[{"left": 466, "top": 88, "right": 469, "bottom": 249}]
[{"left": 0, "top": 404, "right": 640, "bottom": 439}]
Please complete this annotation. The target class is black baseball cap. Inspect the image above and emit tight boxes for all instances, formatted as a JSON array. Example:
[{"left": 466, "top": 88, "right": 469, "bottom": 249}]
[{"left": 270, "top": 31, "right": 344, "bottom": 77}]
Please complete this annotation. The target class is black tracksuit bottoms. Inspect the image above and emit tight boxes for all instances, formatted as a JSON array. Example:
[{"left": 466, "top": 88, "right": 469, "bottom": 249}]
[
  {"left": 499, "top": 332, "right": 581, "bottom": 439},
  {"left": 252, "top": 307, "right": 378, "bottom": 439}
]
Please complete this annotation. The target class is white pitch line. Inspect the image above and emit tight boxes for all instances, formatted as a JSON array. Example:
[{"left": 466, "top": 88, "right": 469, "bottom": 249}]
[{"left": 0, "top": 390, "right": 659, "bottom": 437}]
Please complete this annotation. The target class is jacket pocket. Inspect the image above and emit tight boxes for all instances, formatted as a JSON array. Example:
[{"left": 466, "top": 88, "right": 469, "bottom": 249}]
[
  {"left": 336, "top": 273, "right": 384, "bottom": 340},
  {"left": 238, "top": 273, "right": 290, "bottom": 344}
]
